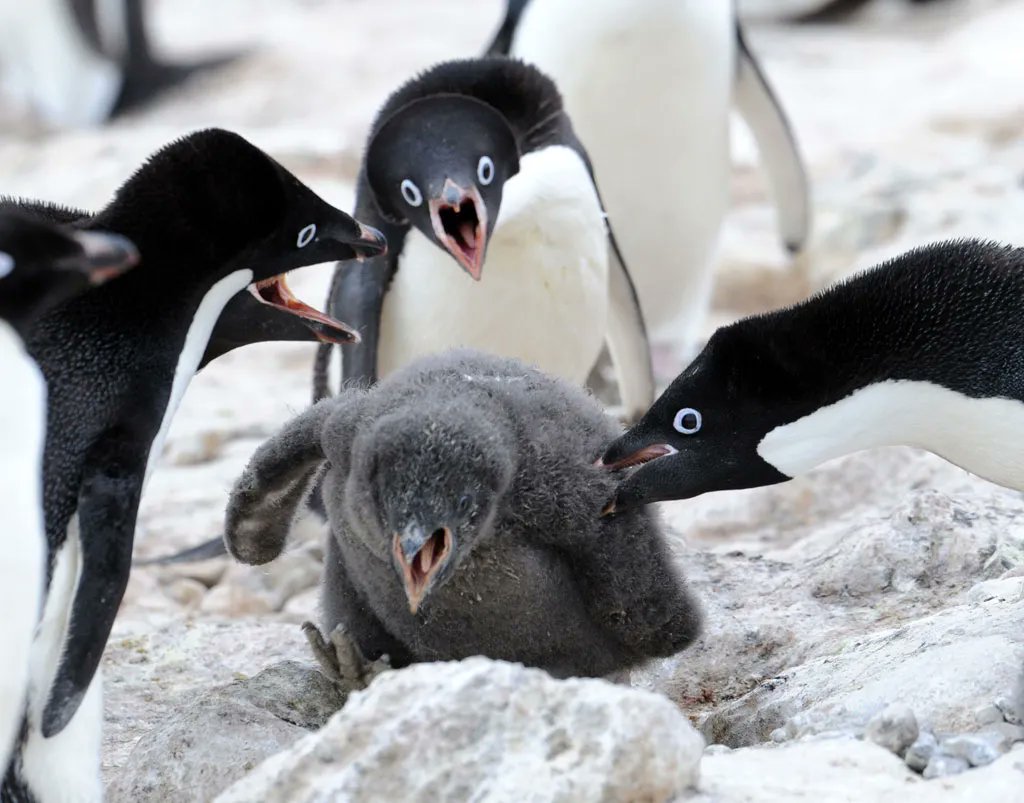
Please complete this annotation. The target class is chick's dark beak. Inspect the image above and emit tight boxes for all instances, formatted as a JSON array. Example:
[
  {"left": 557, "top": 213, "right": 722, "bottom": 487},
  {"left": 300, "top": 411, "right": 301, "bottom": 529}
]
[
  {"left": 67, "top": 230, "right": 139, "bottom": 284},
  {"left": 392, "top": 524, "right": 454, "bottom": 614},
  {"left": 429, "top": 179, "right": 488, "bottom": 281}
]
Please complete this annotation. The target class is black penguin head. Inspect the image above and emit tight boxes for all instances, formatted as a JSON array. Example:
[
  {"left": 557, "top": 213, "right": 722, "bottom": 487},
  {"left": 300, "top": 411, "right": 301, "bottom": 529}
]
[
  {"left": 600, "top": 325, "right": 800, "bottom": 512},
  {"left": 0, "top": 211, "right": 137, "bottom": 336},
  {"left": 365, "top": 96, "right": 519, "bottom": 281},
  {"left": 353, "top": 402, "right": 515, "bottom": 614},
  {"left": 107, "top": 128, "right": 387, "bottom": 344}
]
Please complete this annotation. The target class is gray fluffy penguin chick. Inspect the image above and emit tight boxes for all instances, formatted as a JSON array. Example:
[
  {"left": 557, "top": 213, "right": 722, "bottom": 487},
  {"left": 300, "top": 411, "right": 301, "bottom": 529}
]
[{"left": 225, "top": 349, "right": 700, "bottom": 679}]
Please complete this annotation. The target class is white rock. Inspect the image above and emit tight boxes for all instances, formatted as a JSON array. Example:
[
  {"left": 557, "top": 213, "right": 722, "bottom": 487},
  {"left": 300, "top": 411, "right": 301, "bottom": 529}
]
[
  {"left": 974, "top": 704, "right": 1005, "bottom": 726},
  {"left": 941, "top": 735, "right": 1003, "bottom": 768},
  {"left": 865, "top": 704, "right": 919, "bottom": 756},
  {"left": 923, "top": 754, "right": 970, "bottom": 779},
  {"left": 905, "top": 731, "right": 938, "bottom": 773},
  {"left": 215, "top": 658, "right": 704, "bottom": 803}
]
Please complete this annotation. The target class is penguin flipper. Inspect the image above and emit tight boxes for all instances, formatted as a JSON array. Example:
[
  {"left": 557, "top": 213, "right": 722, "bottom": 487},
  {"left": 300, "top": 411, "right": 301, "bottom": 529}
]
[
  {"left": 483, "top": 0, "right": 532, "bottom": 55},
  {"left": 42, "top": 438, "right": 147, "bottom": 737},
  {"left": 733, "top": 25, "right": 811, "bottom": 253},
  {"left": 604, "top": 232, "right": 655, "bottom": 424}
]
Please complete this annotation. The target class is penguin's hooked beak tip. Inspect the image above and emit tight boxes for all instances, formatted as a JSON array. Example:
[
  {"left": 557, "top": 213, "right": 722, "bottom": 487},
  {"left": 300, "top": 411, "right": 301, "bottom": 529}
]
[
  {"left": 429, "top": 182, "right": 487, "bottom": 281},
  {"left": 355, "top": 223, "right": 387, "bottom": 259},
  {"left": 249, "top": 274, "right": 361, "bottom": 345},
  {"left": 69, "top": 230, "right": 139, "bottom": 284},
  {"left": 392, "top": 525, "right": 454, "bottom": 614}
]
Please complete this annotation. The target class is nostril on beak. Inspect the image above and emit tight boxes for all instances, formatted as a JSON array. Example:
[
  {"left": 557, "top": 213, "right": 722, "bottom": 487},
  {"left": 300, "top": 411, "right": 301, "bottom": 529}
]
[{"left": 443, "top": 186, "right": 461, "bottom": 206}]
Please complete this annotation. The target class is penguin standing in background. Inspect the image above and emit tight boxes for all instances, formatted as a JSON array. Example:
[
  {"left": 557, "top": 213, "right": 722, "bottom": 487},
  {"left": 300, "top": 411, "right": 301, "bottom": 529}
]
[
  {"left": 0, "top": 212, "right": 137, "bottom": 779},
  {"left": 601, "top": 240, "right": 1024, "bottom": 511},
  {"left": 1, "top": 129, "right": 385, "bottom": 803},
  {"left": 226, "top": 350, "right": 700, "bottom": 681},
  {"left": 317, "top": 57, "right": 654, "bottom": 421},
  {"left": 0, "top": 0, "right": 233, "bottom": 128},
  {"left": 487, "top": 0, "right": 810, "bottom": 357}
]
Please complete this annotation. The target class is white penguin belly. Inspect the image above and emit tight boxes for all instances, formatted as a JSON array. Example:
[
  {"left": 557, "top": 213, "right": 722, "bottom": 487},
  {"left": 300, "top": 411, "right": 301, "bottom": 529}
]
[
  {"left": 0, "top": 324, "right": 46, "bottom": 772},
  {"left": 758, "top": 380, "right": 1024, "bottom": 490},
  {"left": 511, "top": 0, "right": 734, "bottom": 345},
  {"left": 378, "top": 146, "right": 608, "bottom": 386}
]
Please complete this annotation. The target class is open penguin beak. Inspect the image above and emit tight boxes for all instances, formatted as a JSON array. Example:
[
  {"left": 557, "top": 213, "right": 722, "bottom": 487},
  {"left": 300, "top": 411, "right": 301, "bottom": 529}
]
[
  {"left": 391, "top": 523, "right": 454, "bottom": 614},
  {"left": 249, "top": 274, "right": 361, "bottom": 344},
  {"left": 429, "top": 180, "right": 488, "bottom": 281},
  {"left": 65, "top": 230, "right": 139, "bottom": 284},
  {"left": 598, "top": 433, "right": 683, "bottom": 515}
]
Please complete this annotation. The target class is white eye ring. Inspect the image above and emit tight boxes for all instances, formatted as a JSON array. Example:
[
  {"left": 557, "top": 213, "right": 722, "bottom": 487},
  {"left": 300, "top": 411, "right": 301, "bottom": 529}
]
[
  {"left": 296, "top": 223, "right": 317, "bottom": 248},
  {"left": 477, "top": 156, "right": 495, "bottom": 186},
  {"left": 400, "top": 179, "right": 423, "bottom": 207},
  {"left": 673, "top": 408, "right": 702, "bottom": 435},
  {"left": 0, "top": 251, "right": 13, "bottom": 279}
]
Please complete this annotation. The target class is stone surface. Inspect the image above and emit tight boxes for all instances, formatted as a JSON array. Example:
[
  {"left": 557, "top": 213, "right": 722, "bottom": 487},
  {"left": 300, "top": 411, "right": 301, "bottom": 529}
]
[
  {"left": 108, "top": 662, "right": 344, "bottom": 803},
  {"left": 865, "top": 704, "right": 919, "bottom": 757},
  {"left": 941, "top": 735, "right": 1002, "bottom": 768},
  {"left": 923, "top": 755, "right": 970, "bottom": 780},
  {"left": 905, "top": 732, "right": 938, "bottom": 772},
  {"left": 215, "top": 659, "right": 704, "bottom": 803}
]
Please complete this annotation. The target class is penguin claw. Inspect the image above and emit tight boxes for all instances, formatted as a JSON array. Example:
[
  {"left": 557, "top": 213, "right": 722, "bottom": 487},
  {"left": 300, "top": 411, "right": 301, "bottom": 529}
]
[{"left": 302, "top": 621, "right": 390, "bottom": 692}]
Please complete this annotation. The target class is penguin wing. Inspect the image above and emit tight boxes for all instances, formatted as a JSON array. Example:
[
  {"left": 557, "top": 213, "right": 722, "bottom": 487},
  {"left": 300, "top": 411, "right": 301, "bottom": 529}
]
[
  {"left": 733, "top": 24, "right": 811, "bottom": 253},
  {"left": 42, "top": 435, "right": 147, "bottom": 737},
  {"left": 484, "top": 0, "right": 532, "bottom": 55},
  {"left": 604, "top": 229, "right": 656, "bottom": 423}
]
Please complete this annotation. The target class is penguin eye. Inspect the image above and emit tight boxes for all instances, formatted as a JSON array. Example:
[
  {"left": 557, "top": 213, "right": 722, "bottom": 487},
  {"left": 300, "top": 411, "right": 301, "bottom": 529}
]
[
  {"left": 673, "top": 408, "right": 702, "bottom": 435},
  {"left": 0, "top": 251, "right": 13, "bottom": 279},
  {"left": 457, "top": 494, "right": 473, "bottom": 515},
  {"left": 477, "top": 156, "right": 495, "bottom": 186},
  {"left": 296, "top": 223, "right": 317, "bottom": 248},
  {"left": 400, "top": 179, "right": 423, "bottom": 207}
]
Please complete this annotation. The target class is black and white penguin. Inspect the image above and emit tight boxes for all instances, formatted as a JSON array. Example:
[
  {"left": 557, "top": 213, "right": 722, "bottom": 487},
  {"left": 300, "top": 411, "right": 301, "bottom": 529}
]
[
  {"left": 0, "top": 128, "right": 384, "bottom": 802},
  {"left": 317, "top": 57, "right": 654, "bottom": 421},
  {"left": 0, "top": 0, "right": 232, "bottom": 128},
  {"left": 226, "top": 350, "right": 700, "bottom": 680},
  {"left": 0, "top": 211, "right": 137, "bottom": 777},
  {"left": 486, "top": 0, "right": 810, "bottom": 355},
  {"left": 601, "top": 240, "right": 1024, "bottom": 511}
]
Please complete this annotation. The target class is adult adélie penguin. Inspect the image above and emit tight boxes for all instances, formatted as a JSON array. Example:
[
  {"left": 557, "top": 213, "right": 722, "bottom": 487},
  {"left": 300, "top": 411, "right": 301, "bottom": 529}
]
[
  {"left": 0, "top": 211, "right": 137, "bottom": 779},
  {"left": 601, "top": 240, "right": 1024, "bottom": 512},
  {"left": 315, "top": 57, "right": 654, "bottom": 421},
  {"left": 487, "top": 0, "right": 810, "bottom": 357},
  {"left": 1, "top": 129, "right": 384, "bottom": 803}
]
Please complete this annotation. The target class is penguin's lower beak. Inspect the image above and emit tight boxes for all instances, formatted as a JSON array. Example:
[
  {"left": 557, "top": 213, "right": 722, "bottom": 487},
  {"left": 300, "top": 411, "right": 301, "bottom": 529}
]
[
  {"left": 429, "top": 181, "right": 488, "bottom": 281},
  {"left": 598, "top": 443, "right": 680, "bottom": 516},
  {"left": 66, "top": 230, "right": 139, "bottom": 284},
  {"left": 249, "top": 274, "right": 360, "bottom": 345},
  {"left": 392, "top": 524, "right": 454, "bottom": 614}
]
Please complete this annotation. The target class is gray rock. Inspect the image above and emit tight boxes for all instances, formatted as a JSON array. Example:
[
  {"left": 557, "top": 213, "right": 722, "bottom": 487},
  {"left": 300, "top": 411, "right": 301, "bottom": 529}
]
[
  {"left": 974, "top": 703, "right": 1005, "bottom": 726},
  {"left": 922, "top": 754, "right": 971, "bottom": 779},
  {"left": 108, "top": 662, "right": 345, "bottom": 803},
  {"left": 864, "top": 704, "right": 919, "bottom": 756},
  {"left": 215, "top": 658, "right": 704, "bottom": 803},
  {"left": 941, "top": 734, "right": 1003, "bottom": 768},
  {"left": 904, "top": 731, "right": 938, "bottom": 772},
  {"left": 981, "top": 722, "right": 1024, "bottom": 744}
]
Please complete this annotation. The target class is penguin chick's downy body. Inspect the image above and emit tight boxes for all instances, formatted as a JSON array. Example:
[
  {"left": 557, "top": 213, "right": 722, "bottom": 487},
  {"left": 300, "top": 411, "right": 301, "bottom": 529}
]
[
  {"left": 488, "top": 0, "right": 810, "bottom": 350},
  {"left": 227, "top": 350, "right": 700, "bottom": 677},
  {"left": 0, "top": 0, "right": 233, "bottom": 128},
  {"left": 0, "top": 212, "right": 136, "bottom": 778},
  {"left": 318, "top": 57, "right": 654, "bottom": 421},
  {"left": 602, "top": 240, "right": 1024, "bottom": 511},
  {"left": 0, "top": 129, "right": 384, "bottom": 803}
]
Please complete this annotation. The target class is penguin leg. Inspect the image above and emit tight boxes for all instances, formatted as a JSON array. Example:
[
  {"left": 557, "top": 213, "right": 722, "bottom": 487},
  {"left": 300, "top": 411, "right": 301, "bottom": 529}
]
[{"left": 301, "top": 622, "right": 390, "bottom": 692}]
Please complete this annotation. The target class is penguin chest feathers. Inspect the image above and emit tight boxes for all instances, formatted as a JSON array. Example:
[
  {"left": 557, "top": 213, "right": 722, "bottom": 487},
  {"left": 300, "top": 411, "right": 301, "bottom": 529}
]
[{"left": 378, "top": 145, "right": 609, "bottom": 384}]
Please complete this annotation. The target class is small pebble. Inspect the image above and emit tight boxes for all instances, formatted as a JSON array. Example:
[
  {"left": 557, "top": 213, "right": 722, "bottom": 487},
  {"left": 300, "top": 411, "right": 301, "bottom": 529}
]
[
  {"left": 996, "top": 696, "right": 1023, "bottom": 726},
  {"left": 704, "top": 744, "right": 732, "bottom": 755},
  {"left": 770, "top": 727, "right": 788, "bottom": 744},
  {"left": 973, "top": 703, "right": 1004, "bottom": 726},
  {"left": 941, "top": 734, "right": 1002, "bottom": 767},
  {"left": 983, "top": 722, "right": 1024, "bottom": 744},
  {"left": 904, "top": 731, "right": 938, "bottom": 772},
  {"left": 865, "top": 703, "right": 919, "bottom": 757},
  {"left": 922, "top": 754, "right": 970, "bottom": 779}
]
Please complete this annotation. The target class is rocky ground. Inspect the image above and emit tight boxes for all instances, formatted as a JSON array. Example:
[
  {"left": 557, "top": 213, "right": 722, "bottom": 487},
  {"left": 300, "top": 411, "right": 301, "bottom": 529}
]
[{"left": 2, "top": 0, "right": 1024, "bottom": 799}]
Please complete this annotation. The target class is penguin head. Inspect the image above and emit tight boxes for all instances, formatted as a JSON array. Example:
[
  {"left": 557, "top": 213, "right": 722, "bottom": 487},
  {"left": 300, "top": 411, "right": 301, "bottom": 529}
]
[
  {"left": 0, "top": 211, "right": 137, "bottom": 336},
  {"left": 365, "top": 96, "right": 520, "bottom": 281},
  {"left": 600, "top": 325, "right": 800, "bottom": 512},
  {"left": 351, "top": 401, "right": 515, "bottom": 614},
  {"left": 110, "top": 128, "right": 387, "bottom": 344}
]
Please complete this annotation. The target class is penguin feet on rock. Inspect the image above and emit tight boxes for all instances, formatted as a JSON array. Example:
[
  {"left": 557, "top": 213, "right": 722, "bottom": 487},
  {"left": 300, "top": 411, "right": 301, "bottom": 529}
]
[{"left": 302, "top": 622, "right": 391, "bottom": 692}]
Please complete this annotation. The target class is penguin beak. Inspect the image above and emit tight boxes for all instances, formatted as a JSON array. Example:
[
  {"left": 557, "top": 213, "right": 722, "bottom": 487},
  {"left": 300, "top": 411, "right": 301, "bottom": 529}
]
[
  {"left": 598, "top": 436, "right": 681, "bottom": 515},
  {"left": 65, "top": 230, "right": 139, "bottom": 284},
  {"left": 429, "top": 180, "right": 488, "bottom": 281},
  {"left": 392, "top": 524, "right": 454, "bottom": 614},
  {"left": 249, "top": 274, "right": 361, "bottom": 344},
  {"left": 341, "top": 222, "right": 388, "bottom": 261}
]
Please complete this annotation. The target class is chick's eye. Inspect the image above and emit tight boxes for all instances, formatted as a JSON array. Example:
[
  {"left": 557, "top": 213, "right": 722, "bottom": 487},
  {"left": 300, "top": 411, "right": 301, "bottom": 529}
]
[
  {"left": 400, "top": 179, "right": 423, "bottom": 207},
  {"left": 477, "top": 156, "right": 495, "bottom": 186},
  {"left": 673, "top": 408, "right": 702, "bottom": 435},
  {"left": 457, "top": 494, "right": 472, "bottom": 514}
]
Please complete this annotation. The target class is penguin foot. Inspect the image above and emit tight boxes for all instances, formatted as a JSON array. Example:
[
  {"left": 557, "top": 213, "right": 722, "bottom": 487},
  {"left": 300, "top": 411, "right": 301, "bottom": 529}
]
[{"left": 302, "top": 621, "right": 390, "bottom": 691}]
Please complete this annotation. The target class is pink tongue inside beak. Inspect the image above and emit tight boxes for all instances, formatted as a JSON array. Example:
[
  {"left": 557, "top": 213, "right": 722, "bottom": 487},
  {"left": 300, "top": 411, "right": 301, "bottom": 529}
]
[{"left": 460, "top": 223, "right": 477, "bottom": 249}]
